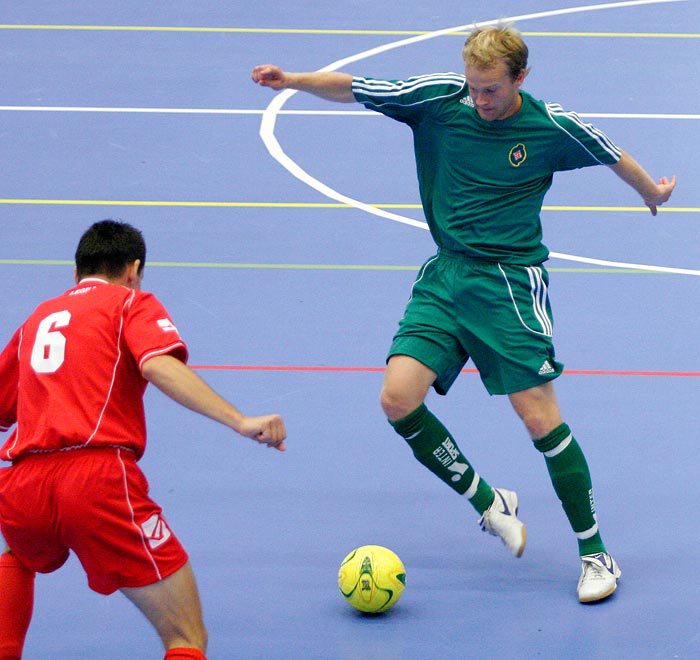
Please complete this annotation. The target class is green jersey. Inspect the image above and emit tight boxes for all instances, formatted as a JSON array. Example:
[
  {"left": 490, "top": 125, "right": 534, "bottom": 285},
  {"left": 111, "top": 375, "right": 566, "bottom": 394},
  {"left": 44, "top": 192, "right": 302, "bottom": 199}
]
[{"left": 352, "top": 73, "right": 621, "bottom": 263}]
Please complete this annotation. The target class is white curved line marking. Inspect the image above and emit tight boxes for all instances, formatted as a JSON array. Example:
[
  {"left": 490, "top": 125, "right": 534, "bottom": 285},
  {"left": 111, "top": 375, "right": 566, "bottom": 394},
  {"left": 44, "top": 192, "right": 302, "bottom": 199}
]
[
  {"left": 259, "top": 0, "right": 695, "bottom": 274},
  {"left": 551, "top": 252, "right": 698, "bottom": 275}
]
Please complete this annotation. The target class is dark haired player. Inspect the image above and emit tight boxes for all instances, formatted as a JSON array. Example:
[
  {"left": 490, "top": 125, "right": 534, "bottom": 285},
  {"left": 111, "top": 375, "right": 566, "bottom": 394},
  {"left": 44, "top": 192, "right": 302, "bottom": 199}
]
[{"left": 0, "top": 220, "right": 286, "bottom": 660}]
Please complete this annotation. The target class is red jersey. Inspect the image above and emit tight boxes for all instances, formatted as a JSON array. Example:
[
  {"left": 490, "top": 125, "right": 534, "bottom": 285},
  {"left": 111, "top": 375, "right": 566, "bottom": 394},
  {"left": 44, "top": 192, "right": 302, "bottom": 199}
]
[{"left": 0, "top": 278, "right": 188, "bottom": 461}]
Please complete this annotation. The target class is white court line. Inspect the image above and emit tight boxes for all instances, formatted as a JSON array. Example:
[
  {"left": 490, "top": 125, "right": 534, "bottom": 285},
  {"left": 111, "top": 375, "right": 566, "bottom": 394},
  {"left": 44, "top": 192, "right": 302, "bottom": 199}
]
[
  {"left": 0, "top": 106, "right": 258, "bottom": 114},
  {"left": 257, "top": 0, "right": 698, "bottom": 275},
  {"left": 1, "top": 106, "right": 699, "bottom": 120},
  {"left": 551, "top": 252, "right": 700, "bottom": 275}
]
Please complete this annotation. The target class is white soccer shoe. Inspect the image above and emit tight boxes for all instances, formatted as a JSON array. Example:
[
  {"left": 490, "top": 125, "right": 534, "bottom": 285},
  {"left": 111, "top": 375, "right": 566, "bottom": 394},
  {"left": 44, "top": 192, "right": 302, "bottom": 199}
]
[
  {"left": 478, "top": 488, "right": 527, "bottom": 558},
  {"left": 577, "top": 552, "right": 622, "bottom": 603}
]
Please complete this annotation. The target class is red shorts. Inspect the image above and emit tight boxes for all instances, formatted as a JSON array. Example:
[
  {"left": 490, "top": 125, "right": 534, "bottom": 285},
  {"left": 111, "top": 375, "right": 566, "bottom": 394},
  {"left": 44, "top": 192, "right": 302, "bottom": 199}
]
[{"left": 0, "top": 447, "right": 188, "bottom": 595}]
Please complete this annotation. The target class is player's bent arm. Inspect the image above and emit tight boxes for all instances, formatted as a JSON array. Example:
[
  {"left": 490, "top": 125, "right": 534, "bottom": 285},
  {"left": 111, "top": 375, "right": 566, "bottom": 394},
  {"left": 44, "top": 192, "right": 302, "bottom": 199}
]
[
  {"left": 608, "top": 150, "right": 676, "bottom": 216},
  {"left": 141, "top": 354, "right": 286, "bottom": 450},
  {"left": 251, "top": 64, "right": 355, "bottom": 103}
]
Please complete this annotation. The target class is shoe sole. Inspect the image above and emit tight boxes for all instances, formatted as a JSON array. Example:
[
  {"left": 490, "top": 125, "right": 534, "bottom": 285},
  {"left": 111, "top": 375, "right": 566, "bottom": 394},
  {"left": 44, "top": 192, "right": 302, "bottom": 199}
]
[
  {"left": 578, "top": 581, "right": 618, "bottom": 603},
  {"left": 516, "top": 526, "right": 526, "bottom": 558}
]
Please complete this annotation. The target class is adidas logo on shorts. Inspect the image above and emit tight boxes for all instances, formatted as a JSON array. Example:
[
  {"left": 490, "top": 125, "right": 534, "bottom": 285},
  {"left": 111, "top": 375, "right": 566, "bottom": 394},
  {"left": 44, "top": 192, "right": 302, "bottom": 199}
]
[{"left": 538, "top": 360, "right": 555, "bottom": 375}]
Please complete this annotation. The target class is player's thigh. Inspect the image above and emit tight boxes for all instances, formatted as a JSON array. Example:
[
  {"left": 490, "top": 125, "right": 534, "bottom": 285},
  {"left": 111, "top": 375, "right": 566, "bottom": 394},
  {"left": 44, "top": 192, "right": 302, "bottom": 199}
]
[
  {"left": 58, "top": 448, "right": 188, "bottom": 595},
  {"left": 388, "top": 253, "right": 469, "bottom": 400},
  {"left": 121, "top": 561, "right": 207, "bottom": 651}
]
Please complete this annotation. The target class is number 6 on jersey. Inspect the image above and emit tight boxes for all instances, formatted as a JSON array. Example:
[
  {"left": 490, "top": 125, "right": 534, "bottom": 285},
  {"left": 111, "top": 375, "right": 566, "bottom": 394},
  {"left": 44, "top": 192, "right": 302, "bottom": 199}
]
[{"left": 30, "top": 310, "right": 71, "bottom": 374}]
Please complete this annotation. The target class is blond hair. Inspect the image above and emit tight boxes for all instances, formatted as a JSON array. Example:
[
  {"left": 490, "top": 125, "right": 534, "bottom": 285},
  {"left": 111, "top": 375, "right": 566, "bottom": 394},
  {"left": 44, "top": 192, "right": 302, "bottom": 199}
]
[{"left": 462, "top": 24, "right": 530, "bottom": 80}]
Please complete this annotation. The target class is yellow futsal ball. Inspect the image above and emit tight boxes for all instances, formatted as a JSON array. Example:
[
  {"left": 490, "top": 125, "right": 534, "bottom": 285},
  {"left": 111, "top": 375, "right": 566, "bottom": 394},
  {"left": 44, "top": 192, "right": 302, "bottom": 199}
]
[{"left": 338, "top": 545, "right": 406, "bottom": 613}]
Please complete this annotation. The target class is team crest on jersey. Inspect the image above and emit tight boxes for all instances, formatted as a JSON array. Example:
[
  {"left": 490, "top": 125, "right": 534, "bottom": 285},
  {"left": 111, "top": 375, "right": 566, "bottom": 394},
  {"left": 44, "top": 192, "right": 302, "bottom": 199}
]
[{"left": 509, "top": 143, "right": 527, "bottom": 167}]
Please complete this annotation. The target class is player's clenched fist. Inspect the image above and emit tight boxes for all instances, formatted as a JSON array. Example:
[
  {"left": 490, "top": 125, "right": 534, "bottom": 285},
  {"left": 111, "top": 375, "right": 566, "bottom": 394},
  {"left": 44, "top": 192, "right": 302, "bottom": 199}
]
[
  {"left": 251, "top": 64, "right": 287, "bottom": 89},
  {"left": 241, "top": 414, "right": 287, "bottom": 451}
]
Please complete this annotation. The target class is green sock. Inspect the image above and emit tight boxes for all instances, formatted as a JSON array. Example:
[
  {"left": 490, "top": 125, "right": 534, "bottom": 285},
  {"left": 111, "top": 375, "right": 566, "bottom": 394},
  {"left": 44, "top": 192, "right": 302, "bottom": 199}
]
[
  {"left": 534, "top": 423, "right": 606, "bottom": 556},
  {"left": 390, "top": 404, "right": 494, "bottom": 515}
]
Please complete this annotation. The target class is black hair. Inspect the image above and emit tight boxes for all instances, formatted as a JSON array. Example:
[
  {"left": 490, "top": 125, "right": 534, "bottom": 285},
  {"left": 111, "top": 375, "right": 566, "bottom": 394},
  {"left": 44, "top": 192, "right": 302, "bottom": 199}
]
[{"left": 75, "top": 219, "right": 146, "bottom": 279}]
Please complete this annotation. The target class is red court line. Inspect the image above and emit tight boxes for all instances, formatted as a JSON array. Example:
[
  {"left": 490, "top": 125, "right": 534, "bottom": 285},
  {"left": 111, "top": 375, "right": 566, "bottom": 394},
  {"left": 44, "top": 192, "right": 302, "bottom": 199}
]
[{"left": 190, "top": 365, "right": 700, "bottom": 377}]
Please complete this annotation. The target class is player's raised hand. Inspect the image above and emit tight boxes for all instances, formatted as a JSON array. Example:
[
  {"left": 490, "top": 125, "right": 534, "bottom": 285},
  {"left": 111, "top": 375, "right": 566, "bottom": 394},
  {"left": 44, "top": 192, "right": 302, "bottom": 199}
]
[
  {"left": 239, "top": 414, "right": 287, "bottom": 451},
  {"left": 251, "top": 64, "right": 288, "bottom": 90}
]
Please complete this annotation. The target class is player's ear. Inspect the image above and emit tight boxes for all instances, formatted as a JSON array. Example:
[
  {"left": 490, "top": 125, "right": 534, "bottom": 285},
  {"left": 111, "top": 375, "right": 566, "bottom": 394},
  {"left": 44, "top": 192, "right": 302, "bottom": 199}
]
[
  {"left": 125, "top": 260, "right": 143, "bottom": 288},
  {"left": 74, "top": 267, "right": 79, "bottom": 284}
]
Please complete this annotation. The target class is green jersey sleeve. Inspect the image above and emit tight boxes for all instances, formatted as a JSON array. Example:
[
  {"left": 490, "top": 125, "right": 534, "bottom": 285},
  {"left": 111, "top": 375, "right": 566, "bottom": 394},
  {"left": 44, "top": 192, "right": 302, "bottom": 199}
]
[
  {"left": 352, "top": 73, "right": 466, "bottom": 124},
  {"left": 544, "top": 102, "right": 621, "bottom": 169}
]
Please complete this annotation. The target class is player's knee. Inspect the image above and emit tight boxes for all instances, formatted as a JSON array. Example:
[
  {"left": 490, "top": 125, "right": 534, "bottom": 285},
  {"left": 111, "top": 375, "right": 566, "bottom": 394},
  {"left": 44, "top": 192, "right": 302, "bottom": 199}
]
[
  {"left": 518, "top": 409, "right": 561, "bottom": 440},
  {"left": 380, "top": 388, "right": 401, "bottom": 421},
  {"left": 380, "top": 386, "right": 418, "bottom": 422},
  {"left": 509, "top": 385, "right": 562, "bottom": 440}
]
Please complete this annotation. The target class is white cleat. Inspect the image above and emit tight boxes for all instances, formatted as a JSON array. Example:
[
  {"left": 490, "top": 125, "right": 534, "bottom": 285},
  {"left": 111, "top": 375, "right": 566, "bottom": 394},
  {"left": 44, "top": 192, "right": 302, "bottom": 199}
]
[
  {"left": 577, "top": 552, "right": 621, "bottom": 603},
  {"left": 478, "top": 488, "right": 527, "bottom": 558}
]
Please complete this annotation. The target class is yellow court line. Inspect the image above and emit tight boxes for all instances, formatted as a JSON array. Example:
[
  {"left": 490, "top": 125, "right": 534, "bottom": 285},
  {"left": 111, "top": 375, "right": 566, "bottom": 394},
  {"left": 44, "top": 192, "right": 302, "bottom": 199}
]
[
  {"left": 543, "top": 206, "right": 697, "bottom": 213},
  {"left": 0, "top": 25, "right": 698, "bottom": 38},
  {"left": 520, "top": 31, "right": 699, "bottom": 38},
  {"left": 0, "top": 199, "right": 697, "bottom": 213},
  {"left": 0, "top": 259, "right": 673, "bottom": 274}
]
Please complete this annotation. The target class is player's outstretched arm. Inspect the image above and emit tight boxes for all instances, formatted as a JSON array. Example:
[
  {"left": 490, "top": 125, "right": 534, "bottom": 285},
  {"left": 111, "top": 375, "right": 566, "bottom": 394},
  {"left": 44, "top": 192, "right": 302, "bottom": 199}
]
[
  {"left": 142, "top": 354, "right": 286, "bottom": 451},
  {"left": 251, "top": 64, "right": 355, "bottom": 103},
  {"left": 608, "top": 150, "right": 676, "bottom": 216}
]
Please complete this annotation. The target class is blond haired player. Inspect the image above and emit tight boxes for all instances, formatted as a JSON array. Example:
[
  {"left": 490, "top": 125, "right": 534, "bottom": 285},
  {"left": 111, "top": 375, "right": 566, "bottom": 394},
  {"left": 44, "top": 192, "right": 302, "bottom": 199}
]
[{"left": 252, "top": 24, "right": 675, "bottom": 602}]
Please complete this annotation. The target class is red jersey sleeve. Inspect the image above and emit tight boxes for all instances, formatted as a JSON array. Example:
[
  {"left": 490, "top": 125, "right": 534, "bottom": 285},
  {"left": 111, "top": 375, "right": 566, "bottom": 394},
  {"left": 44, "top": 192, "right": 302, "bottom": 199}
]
[{"left": 122, "top": 291, "right": 188, "bottom": 370}]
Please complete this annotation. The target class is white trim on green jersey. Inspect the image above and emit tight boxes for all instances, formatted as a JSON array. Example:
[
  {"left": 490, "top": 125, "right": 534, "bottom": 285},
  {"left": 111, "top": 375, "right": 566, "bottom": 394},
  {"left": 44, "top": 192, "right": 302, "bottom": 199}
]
[
  {"left": 353, "top": 73, "right": 464, "bottom": 106},
  {"left": 545, "top": 103, "right": 621, "bottom": 163},
  {"left": 352, "top": 72, "right": 622, "bottom": 263}
]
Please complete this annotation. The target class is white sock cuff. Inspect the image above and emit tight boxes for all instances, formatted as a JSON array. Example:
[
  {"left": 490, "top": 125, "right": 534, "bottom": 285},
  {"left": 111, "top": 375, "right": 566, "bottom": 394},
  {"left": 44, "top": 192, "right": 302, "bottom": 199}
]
[
  {"left": 464, "top": 473, "right": 480, "bottom": 499},
  {"left": 576, "top": 521, "right": 599, "bottom": 540},
  {"left": 544, "top": 433, "right": 573, "bottom": 458}
]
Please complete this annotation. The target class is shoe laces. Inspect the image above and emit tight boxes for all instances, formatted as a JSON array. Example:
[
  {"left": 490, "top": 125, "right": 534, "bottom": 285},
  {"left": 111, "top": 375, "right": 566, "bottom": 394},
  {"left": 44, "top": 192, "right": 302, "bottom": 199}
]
[
  {"left": 479, "top": 490, "right": 511, "bottom": 533},
  {"left": 582, "top": 554, "right": 614, "bottom": 579}
]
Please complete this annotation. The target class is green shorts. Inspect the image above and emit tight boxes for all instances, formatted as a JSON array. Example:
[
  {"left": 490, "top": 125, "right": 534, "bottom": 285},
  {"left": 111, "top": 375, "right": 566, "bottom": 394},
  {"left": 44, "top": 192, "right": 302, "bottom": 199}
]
[{"left": 388, "top": 249, "right": 563, "bottom": 395}]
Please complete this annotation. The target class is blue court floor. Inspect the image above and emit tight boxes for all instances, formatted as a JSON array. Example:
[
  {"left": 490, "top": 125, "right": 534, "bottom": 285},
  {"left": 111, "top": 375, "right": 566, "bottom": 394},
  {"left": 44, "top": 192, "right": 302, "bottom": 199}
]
[{"left": 1, "top": 1, "right": 699, "bottom": 658}]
